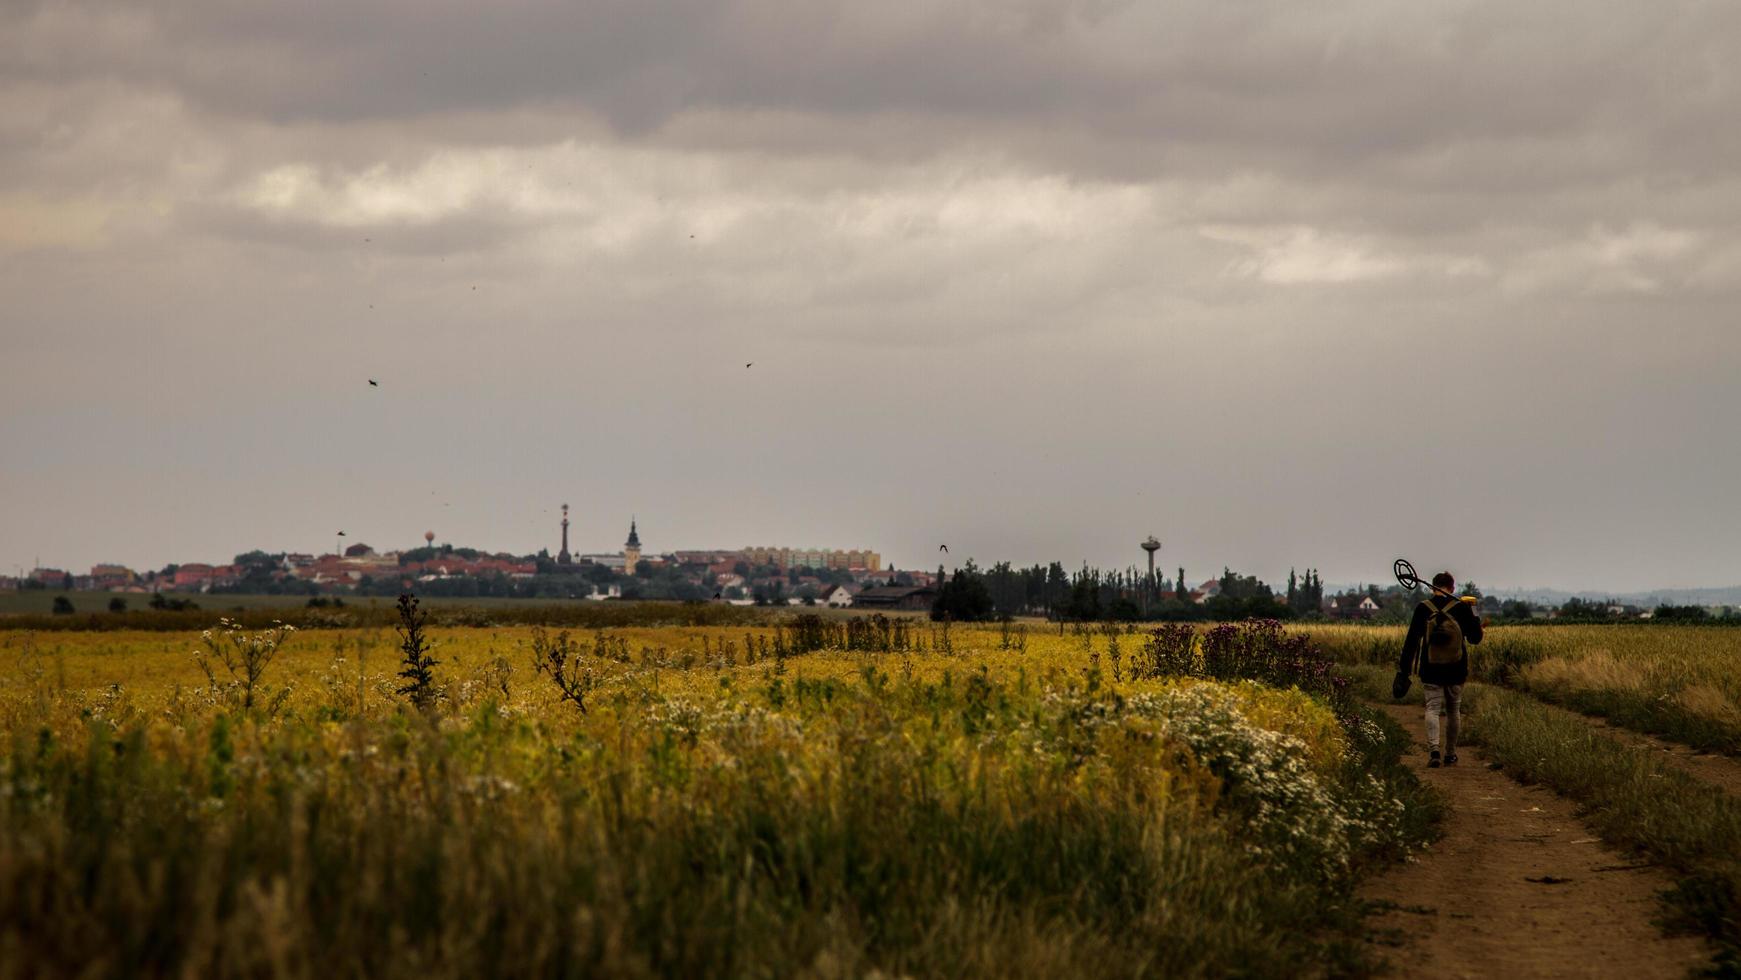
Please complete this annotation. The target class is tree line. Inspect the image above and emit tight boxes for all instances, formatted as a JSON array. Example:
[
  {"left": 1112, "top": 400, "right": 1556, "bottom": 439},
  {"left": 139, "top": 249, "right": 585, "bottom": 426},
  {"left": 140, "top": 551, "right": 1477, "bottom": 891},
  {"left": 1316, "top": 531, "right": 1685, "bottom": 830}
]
[{"left": 931, "top": 560, "right": 1326, "bottom": 623}]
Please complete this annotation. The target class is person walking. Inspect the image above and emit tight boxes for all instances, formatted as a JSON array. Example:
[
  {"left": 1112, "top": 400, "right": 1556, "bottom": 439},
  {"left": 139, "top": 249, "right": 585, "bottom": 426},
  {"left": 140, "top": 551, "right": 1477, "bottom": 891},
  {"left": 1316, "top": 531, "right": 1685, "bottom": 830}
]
[{"left": 1393, "top": 571, "right": 1483, "bottom": 768}]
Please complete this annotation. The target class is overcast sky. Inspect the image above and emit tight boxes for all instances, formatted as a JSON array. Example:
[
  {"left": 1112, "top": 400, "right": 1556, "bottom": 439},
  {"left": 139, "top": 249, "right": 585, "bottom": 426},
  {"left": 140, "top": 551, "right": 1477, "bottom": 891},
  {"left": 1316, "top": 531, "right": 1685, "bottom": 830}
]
[{"left": 4, "top": 1, "right": 1739, "bottom": 593}]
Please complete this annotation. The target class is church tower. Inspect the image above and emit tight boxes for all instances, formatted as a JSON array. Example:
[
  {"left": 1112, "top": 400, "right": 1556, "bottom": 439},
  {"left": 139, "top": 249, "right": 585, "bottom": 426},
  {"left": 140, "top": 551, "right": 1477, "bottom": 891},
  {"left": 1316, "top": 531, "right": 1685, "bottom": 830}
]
[
  {"left": 557, "top": 504, "right": 572, "bottom": 565},
  {"left": 622, "top": 518, "right": 641, "bottom": 576}
]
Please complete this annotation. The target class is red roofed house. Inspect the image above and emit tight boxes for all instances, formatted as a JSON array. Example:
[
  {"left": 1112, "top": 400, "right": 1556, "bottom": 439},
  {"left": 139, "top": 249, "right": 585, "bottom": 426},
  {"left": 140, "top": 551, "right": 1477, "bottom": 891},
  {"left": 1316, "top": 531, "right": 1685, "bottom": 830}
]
[
  {"left": 173, "top": 563, "right": 215, "bottom": 589},
  {"left": 89, "top": 564, "right": 136, "bottom": 589},
  {"left": 30, "top": 568, "right": 71, "bottom": 588}
]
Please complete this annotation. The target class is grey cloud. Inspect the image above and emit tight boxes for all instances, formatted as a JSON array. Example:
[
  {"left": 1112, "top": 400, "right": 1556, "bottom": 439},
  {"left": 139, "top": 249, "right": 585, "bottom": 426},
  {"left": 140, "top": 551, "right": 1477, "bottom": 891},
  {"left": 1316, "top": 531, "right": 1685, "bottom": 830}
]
[
  {"left": 6, "top": 0, "right": 1740, "bottom": 270},
  {"left": 9, "top": 2, "right": 1738, "bottom": 173},
  {"left": 179, "top": 200, "right": 535, "bottom": 256}
]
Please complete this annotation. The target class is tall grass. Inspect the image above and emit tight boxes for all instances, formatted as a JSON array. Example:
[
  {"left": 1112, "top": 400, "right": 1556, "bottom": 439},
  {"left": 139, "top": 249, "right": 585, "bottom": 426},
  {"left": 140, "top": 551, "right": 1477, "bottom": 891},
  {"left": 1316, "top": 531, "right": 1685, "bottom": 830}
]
[
  {"left": 1513, "top": 631, "right": 1741, "bottom": 755},
  {"left": 1301, "top": 623, "right": 1550, "bottom": 684},
  {"left": 1137, "top": 620, "right": 1350, "bottom": 715},
  {"left": 0, "top": 619, "right": 1430, "bottom": 978}
]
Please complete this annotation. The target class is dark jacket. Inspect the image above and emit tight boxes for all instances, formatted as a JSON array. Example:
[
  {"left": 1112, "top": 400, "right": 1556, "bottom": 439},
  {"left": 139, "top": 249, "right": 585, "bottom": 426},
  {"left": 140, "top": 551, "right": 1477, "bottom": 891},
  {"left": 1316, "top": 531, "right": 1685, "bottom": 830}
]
[{"left": 1398, "top": 595, "right": 1483, "bottom": 685}]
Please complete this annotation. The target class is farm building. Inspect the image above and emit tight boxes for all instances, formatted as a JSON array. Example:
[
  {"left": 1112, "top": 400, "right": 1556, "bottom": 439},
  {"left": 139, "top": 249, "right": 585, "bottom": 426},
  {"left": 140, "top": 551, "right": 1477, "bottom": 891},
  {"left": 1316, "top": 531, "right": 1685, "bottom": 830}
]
[
  {"left": 1326, "top": 593, "right": 1383, "bottom": 619},
  {"left": 850, "top": 585, "right": 937, "bottom": 611}
]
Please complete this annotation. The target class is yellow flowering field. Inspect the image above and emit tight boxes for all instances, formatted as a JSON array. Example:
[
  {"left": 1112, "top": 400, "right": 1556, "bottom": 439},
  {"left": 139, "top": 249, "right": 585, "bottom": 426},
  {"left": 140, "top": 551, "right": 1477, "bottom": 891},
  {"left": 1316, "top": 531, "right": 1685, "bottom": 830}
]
[{"left": 0, "top": 614, "right": 1430, "bottom": 978}]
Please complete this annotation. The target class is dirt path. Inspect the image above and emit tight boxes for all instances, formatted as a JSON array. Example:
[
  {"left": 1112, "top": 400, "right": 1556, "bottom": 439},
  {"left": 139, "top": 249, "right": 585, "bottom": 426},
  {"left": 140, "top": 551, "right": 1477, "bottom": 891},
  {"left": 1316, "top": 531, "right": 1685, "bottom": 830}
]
[{"left": 1360, "top": 701, "right": 1708, "bottom": 979}]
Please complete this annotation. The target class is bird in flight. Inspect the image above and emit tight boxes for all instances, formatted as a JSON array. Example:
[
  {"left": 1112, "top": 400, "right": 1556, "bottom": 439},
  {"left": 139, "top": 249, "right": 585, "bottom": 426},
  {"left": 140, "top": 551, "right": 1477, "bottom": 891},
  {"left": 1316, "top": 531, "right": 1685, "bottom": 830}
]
[
  {"left": 368, "top": 379, "right": 379, "bottom": 387},
  {"left": 745, "top": 362, "right": 753, "bottom": 369},
  {"left": 939, "top": 544, "right": 949, "bottom": 553}
]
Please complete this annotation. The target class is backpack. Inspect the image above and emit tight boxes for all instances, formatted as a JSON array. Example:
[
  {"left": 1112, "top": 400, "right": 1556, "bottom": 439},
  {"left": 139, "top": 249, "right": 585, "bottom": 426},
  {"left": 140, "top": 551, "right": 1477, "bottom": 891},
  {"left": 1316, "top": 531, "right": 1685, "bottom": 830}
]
[{"left": 1419, "top": 599, "right": 1466, "bottom": 666}]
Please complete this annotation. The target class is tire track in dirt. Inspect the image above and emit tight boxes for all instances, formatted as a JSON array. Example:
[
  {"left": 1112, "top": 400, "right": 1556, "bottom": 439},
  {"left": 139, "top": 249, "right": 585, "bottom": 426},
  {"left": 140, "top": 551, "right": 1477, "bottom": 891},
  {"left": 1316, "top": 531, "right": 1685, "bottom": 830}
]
[
  {"left": 1515, "top": 694, "right": 1741, "bottom": 796},
  {"left": 1360, "top": 701, "right": 1708, "bottom": 979}
]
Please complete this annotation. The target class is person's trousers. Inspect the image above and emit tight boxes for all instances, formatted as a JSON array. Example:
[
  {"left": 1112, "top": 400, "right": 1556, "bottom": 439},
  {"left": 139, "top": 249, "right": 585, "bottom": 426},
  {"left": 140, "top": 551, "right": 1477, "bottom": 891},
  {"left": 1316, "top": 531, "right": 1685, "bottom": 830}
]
[{"left": 1423, "top": 683, "right": 1463, "bottom": 754}]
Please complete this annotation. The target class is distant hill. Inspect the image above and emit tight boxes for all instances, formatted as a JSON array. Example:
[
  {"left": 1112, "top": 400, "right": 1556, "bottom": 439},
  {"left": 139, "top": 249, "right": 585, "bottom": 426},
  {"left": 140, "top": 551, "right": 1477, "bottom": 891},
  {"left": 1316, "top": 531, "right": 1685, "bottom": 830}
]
[{"left": 1489, "top": 585, "right": 1741, "bottom": 607}]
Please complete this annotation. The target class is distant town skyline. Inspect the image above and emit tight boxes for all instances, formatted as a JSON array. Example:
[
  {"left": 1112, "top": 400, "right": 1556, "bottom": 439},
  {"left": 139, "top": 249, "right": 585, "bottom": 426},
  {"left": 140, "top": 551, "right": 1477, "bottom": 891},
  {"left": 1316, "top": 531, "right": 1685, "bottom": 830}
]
[{"left": 10, "top": 511, "right": 1739, "bottom": 600}]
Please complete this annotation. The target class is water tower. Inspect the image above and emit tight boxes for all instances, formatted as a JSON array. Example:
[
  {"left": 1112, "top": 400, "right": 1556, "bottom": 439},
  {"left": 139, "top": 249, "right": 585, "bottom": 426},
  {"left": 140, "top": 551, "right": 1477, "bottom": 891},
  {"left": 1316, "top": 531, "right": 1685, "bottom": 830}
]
[
  {"left": 1141, "top": 536, "right": 1162, "bottom": 613},
  {"left": 425, "top": 530, "right": 435, "bottom": 547},
  {"left": 557, "top": 504, "right": 573, "bottom": 565}
]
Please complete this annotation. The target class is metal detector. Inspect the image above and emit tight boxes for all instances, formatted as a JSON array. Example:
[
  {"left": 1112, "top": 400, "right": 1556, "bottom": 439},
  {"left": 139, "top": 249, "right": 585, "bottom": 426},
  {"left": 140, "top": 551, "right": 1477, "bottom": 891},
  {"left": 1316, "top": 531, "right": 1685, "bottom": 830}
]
[{"left": 1393, "top": 558, "right": 1478, "bottom": 604}]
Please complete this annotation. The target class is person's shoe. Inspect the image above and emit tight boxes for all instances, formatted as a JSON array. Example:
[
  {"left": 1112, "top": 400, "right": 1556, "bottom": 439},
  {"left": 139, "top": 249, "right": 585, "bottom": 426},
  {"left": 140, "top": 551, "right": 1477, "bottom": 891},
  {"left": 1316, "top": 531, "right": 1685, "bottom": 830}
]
[
  {"left": 1444, "top": 753, "right": 1459, "bottom": 766},
  {"left": 1428, "top": 750, "right": 1442, "bottom": 769}
]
